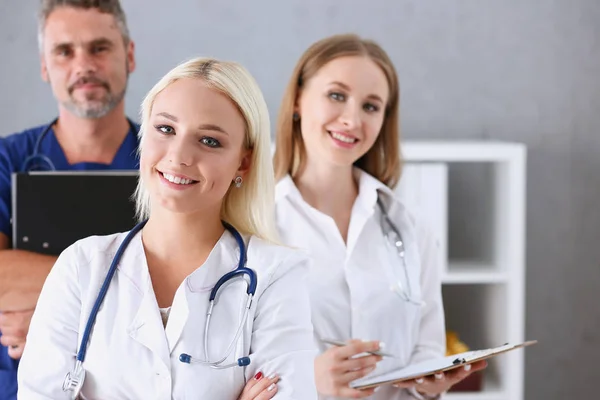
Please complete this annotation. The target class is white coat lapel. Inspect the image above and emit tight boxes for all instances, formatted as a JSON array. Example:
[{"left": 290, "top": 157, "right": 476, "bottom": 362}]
[
  {"left": 164, "top": 284, "right": 189, "bottom": 353},
  {"left": 127, "top": 280, "right": 171, "bottom": 369},
  {"left": 121, "top": 236, "right": 172, "bottom": 370}
]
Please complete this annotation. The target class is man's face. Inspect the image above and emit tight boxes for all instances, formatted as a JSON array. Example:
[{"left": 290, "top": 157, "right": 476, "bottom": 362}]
[{"left": 40, "top": 6, "right": 136, "bottom": 118}]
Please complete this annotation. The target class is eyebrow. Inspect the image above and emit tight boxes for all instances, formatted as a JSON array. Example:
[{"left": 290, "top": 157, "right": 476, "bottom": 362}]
[
  {"left": 89, "top": 38, "right": 115, "bottom": 48},
  {"left": 51, "top": 37, "right": 115, "bottom": 52},
  {"left": 155, "top": 112, "right": 228, "bottom": 135},
  {"left": 330, "top": 81, "right": 385, "bottom": 104}
]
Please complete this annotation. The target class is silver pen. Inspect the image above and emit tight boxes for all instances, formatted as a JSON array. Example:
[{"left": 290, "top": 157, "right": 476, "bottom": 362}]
[{"left": 320, "top": 338, "right": 397, "bottom": 358}]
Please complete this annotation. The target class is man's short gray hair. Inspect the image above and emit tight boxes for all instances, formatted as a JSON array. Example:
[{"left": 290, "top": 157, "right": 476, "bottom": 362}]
[{"left": 38, "top": 0, "right": 130, "bottom": 51}]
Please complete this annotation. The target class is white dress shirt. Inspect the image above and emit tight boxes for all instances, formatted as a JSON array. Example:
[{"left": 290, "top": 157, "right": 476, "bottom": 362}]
[{"left": 275, "top": 169, "right": 445, "bottom": 400}]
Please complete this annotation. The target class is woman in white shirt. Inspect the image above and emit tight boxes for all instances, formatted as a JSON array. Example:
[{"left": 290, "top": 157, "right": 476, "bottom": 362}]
[
  {"left": 17, "top": 57, "right": 317, "bottom": 400},
  {"left": 273, "top": 34, "right": 487, "bottom": 399}
]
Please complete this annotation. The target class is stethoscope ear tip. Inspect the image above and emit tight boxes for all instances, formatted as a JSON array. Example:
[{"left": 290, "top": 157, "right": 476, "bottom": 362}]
[{"left": 179, "top": 353, "right": 192, "bottom": 364}]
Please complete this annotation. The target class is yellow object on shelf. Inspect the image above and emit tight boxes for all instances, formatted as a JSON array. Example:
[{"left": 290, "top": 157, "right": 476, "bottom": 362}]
[
  {"left": 445, "top": 331, "right": 485, "bottom": 393},
  {"left": 446, "top": 331, "right": 470, "bottom": 356}
]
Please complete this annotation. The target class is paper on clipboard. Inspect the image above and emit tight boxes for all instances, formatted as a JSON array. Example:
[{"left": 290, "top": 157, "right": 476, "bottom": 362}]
[{"left": 350, "top": 340, "right": 537, "bottom": 390}]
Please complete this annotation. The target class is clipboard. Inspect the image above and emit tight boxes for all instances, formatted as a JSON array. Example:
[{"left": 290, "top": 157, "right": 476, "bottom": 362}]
[{"left": 350, "top": 340, "right": 537, "bottom": 390}]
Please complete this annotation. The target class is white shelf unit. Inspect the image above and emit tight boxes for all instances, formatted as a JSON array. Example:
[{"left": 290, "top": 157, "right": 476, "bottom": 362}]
[{"left": 395, "top": 141, "right": 527, "bottom": 400}]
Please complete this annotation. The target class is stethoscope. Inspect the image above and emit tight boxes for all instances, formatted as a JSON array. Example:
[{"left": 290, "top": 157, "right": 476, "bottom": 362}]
[
  {"left": 62, "top": 220, "right": 257, "bottom": 399},
  {"left": 377, "top": 195, "right": 424, "bottom": 307},
  {"left": 21, "top": 117, "right": 138, "bottom": 172}
]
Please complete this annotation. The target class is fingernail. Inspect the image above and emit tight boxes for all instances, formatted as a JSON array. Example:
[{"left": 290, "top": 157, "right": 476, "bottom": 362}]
[
  {"left": 267, "top": 383, "right": 276, "bottom": 392},
  {"left": 254, "top": 371, "right": 263, "bottom": 380},
  {"left": 268, "top": 373, "right": 277, "bottom": 380},
  {"left": 415, "top": 378, "right": 424, "bottom": 384},
  {"left": 464, "top": 364, "right": 472, "bottom": 372},
  {"left": 378, "top": 342, "right": 386, "bottom": 349},
  {"left": 374, "top": 386, "right": 381, "bottom": 392},
  {"left": 435, "top": 373, "right": 444, "bottom": 380}
]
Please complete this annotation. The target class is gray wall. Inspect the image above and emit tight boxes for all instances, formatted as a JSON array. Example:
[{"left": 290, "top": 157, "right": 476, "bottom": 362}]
[{"left": 2, "top": 1, "right": 599, "bottom": 398}]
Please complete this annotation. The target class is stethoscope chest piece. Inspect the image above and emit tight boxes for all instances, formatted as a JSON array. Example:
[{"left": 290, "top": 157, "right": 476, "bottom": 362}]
[{"left": 63, "top": 361, "right": 85, "bottom": 399}]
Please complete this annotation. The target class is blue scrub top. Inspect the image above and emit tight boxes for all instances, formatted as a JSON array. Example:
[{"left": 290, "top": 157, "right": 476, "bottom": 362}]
[{"left": 0, "top": 119, "right": 140, "bottom": 400}]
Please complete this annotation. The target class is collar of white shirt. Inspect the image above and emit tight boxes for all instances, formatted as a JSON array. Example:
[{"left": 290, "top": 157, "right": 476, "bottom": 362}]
[
  {"left": 275, "top": 167, "right": 397, "bottom": 211},
  {"left": 275, "top": 167, "right": 395, "bottom": 203}
]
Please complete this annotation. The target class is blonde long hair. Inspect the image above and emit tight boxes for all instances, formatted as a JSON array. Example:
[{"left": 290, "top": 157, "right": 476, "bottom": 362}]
[{"left": 134, "top": 57, "right": 278, "bottom": 242}]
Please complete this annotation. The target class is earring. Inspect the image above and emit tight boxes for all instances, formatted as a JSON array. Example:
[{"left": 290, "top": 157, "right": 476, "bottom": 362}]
[
  {"left": 234, "top": 176, "right": 243, "bottom": 188},
  {"left": 293, "top": 112, "right": 300, "bottom": 122}
]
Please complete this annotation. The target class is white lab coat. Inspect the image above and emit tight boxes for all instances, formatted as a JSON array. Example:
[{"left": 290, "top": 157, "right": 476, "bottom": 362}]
[
  {"left": 275, "top": 169, "right": 446, "bottom": 400},
  {"left": 17, "top": 229, "right": 318, "bottom": 399}
]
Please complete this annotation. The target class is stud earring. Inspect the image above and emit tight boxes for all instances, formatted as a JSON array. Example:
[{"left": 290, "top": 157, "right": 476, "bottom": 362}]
[
  {"left": 234, "top": 176, "right": 243, "bottom": 188},
  {"left": 293, "top": 112, "right": 300, "bottom": 122}
]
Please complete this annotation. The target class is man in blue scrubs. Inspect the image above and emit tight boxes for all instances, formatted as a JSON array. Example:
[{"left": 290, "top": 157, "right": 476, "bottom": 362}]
[{"left": 0, "top": 1, "right": 138, "bottom": 398}]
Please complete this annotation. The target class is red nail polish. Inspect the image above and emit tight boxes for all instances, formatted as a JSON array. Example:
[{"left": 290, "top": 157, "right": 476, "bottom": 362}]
[{"left": 254, "top": 371, "right": 263, "bottom": 380}]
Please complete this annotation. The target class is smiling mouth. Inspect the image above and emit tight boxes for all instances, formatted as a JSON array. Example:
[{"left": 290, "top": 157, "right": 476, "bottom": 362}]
[
  {"left": 328, "top": 131, "right": 358, "bottom": 144},
  {"left": 159, "top": 171, "right": 199, "bottom": 185}
]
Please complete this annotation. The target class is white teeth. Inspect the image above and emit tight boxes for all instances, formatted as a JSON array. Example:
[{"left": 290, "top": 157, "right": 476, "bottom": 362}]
[
  {"left": 330, "top": 132, "right": 357, "bottom": 144},
  {"left": 162, "top": 173, "right": 194, "bottom": 185}
]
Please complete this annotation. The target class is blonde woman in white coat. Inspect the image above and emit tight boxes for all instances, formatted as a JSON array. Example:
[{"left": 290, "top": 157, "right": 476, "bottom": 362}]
[
  {"left": 17, "top": 57, "right": 317, "bottom": 400},
  {"left": 273, "top": 34, "right": 487, "bottom": 400}
]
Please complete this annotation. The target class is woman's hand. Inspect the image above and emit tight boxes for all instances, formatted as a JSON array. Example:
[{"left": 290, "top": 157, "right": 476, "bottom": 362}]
[
  {"left": 392, "top": 360, "right": 488, "bottom": 397},
  {"left": 315, "top": 339, "right": 384, "bottom": 398},
  {"left": 238, "top": 371, "right": 280, "bottom": 400}
]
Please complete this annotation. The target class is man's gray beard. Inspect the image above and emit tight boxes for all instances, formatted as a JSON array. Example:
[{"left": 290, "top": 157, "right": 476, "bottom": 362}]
[{"left": 62, "top": 84, "right": 127, "bottom": 119}]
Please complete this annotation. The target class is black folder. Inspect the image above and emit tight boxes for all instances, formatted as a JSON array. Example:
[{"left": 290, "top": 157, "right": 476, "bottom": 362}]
[{"left": 11, "top": 171, "right": 139, "bottom": 255}]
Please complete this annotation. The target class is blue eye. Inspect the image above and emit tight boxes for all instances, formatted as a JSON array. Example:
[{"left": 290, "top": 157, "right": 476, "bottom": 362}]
[
  {"left": 329, "top": 92, "right": 346, "bottom": 102},
  {"left": 364, "top": 103, "right": 380, "bottom": 113},
  {"left": 155, "top": 125, "right": 174, "bottom": 134},
  {"left": 201, "top": 137, "right": 221, "bottom": 148}
]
